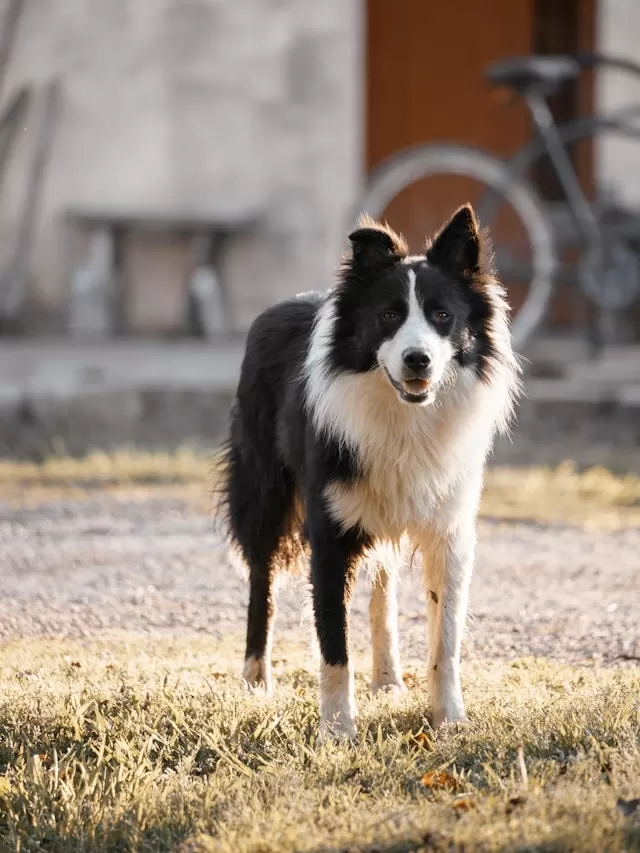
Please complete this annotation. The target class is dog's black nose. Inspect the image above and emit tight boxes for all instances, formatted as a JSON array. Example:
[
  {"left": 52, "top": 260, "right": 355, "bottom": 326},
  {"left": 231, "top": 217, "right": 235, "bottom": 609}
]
[{"left": 402, "top": 349, "right": 431, "bottom": 373}]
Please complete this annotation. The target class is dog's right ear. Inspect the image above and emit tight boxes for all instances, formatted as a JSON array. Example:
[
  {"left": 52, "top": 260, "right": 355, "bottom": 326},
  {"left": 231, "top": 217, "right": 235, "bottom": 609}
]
[{"left": 348, "top": 217, "right": 407, "bottom": 269}]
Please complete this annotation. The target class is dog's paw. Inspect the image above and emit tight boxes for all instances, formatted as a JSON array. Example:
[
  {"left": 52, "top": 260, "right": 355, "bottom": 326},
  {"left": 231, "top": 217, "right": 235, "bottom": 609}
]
[
  {"left": 319, "top": 663, "right": 357, "bottom": 741},
  {"left": 319, "top": 713, "right": 358, "bottom": 742},
  {"left": 430, "top": 674, "right": 467, "bottom": 730},
  {"left": 371, "top": 679, "right": 408, "bottom": 697},
  {"left": 243, "top": 679, "right": 273, "bottom": 695},
  {"left": 431, "top": 708, "right": 469, "bottom": 730},
  {"left": 242, "top": 656, "right": 273, "bottom": 694}
]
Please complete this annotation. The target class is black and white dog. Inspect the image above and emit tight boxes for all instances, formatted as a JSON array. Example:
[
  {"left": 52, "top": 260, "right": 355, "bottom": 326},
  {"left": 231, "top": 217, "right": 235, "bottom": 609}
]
[{"left": 220, "top": 205, "right": 520, "bottom": 739}]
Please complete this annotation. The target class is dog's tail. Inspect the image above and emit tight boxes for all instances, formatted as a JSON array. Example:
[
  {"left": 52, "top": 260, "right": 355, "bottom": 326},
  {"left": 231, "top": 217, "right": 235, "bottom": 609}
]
[{"left": 211, "top": 432, "right": 251, "bottom": 580}]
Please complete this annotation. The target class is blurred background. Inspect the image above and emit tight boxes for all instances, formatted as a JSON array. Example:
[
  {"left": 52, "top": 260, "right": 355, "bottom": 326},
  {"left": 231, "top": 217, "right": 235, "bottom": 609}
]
[{"left": 0, "top": 0, "right": 639, "bottom": 469}]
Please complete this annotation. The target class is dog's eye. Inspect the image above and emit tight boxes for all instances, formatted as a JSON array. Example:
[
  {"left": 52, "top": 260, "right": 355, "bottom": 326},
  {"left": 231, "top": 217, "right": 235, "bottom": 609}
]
[
  {"left": 381, "top": 310, "right": 398, "bottom": 322},
  {"left": 433, "top": 310, "right": 450, "bottom": 323}
]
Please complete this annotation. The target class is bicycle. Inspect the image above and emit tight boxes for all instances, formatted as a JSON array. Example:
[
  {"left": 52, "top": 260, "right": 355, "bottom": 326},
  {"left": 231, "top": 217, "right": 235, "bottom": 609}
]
[{"left": 357, "top": 53, "right": 640, "bottom": 350}]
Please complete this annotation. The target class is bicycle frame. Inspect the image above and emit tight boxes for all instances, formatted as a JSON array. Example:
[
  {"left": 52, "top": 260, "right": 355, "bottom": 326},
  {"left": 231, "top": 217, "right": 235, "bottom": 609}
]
[
  {"left": 474, "top": 92, "right": 640, "bottom": 344},
  {"left": 523, "top": 92, "right": 602, "bottom": 250},
  {"left": 358, "top": 52, "right": 640, "bottom": 347},
  {"left": 492, "top": 52, "right": 640, "bottom": 249},
  {"left": 506, "top": 96, "right": 640, "bottom": 344},
  {"left": 477, "top": 88, "right": 640, "bottom": 309},
  {"left": 504, "top": 104, "right": 640, "bottom": 206}
]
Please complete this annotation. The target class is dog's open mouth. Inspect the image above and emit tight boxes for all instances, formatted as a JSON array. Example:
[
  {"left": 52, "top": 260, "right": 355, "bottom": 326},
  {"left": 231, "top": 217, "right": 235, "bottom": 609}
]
[
  {"left": 383, "top": 369, "right": 434, "bottom": 404},
  {"left": 403, "top": 377, "right": 430, "bottom": 396}
]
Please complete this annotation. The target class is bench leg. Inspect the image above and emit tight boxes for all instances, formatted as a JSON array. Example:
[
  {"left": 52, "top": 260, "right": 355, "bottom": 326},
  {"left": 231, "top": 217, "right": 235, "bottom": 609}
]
[
  {"left": 186, "top": 232, "right": 228, "bottom": 339},
  {"left": 69, "top": 228, "right": 115, "bottom": 337}
]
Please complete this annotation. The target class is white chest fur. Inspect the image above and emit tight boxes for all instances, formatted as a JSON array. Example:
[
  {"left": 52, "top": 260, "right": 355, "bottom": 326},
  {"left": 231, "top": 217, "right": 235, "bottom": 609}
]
[
  {"left": 312, "top": 366, "right": 500, "bottom": 538},
  {"left": 304, "top": 294, "right": 517, "bottom": 540}
]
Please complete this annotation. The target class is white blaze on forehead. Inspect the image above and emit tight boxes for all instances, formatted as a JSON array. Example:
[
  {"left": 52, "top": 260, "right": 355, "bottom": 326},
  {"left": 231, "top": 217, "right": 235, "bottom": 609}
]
[
  {"left": 376, "top": 267, "right": 455, "bottom": 387},
  {"left": 404, "top": 268, "right": 431, "bottom": 344}
]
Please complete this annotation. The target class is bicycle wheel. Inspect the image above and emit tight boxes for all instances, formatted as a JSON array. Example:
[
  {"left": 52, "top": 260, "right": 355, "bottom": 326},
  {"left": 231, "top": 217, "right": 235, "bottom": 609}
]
[
  {"left": 509, "top": 112, "right": 640, "bottom": 314},
  {"left": 357, "top": 144, "right": 556, "bottom": 350}
]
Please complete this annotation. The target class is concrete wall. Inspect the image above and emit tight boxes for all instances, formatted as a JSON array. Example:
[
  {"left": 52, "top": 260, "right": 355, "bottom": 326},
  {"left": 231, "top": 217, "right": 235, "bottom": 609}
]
[
  {"left": 0, "top": 0, "right": 363, "bottom": 334},
  {"left": 595, "top": 0, "right": 640, "bottom": 207}
]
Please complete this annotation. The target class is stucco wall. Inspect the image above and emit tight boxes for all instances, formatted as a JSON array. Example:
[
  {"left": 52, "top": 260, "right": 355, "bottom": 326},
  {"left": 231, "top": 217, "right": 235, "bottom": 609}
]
[
  {"left": 596, "top": 0, "right": 640, "bottom": 208},
  {"left": 0, "top": 0, "right": 362, "bottom": 333}
]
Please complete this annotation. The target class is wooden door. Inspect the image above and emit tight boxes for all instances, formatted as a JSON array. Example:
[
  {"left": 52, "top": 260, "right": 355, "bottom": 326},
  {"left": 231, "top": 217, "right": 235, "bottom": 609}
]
[
  {"left": 365, "top": 0, "right": 595, "bottom": 328},
  {"left": 367, "top": 0, "right": 534, "bottom": 174}
]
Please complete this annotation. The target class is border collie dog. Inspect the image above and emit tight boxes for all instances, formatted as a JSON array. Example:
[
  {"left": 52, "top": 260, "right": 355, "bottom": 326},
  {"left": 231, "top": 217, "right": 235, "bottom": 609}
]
[{"left": 220, "top": 205, "right": 520, "bottom": 739}]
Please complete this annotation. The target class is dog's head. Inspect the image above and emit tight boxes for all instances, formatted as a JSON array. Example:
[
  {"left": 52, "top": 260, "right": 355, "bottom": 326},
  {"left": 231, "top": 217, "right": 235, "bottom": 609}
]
[{"left": 329, "top": 205, "right": 508, "bottom": 405}]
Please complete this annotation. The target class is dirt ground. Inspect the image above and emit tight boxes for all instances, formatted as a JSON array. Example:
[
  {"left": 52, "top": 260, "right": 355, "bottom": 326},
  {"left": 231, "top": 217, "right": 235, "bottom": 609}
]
[{"left": 1, "top": 488, "right": 638, "bottom": 669}]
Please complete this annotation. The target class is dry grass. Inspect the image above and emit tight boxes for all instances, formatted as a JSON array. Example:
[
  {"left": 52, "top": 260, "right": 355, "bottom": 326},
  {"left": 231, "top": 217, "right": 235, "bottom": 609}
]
[
  {"left": 0, "top": 449, "right": 210, "bottom": 487},
  {"left": 1, "top": 454, "right": 639, "bottom": 850},
  {"left": 1, "top": 450, "right": 639, "bottom": 528},
  {"left": 481, "top": 463, "right": 640, "bottom": 530},
  {"left": 0, "top": 637, "right": 638, "bottom": 853}
]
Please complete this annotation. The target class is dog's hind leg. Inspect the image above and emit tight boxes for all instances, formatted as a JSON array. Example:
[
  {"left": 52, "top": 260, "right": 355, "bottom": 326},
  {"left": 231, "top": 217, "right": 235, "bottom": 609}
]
[
  {"left": 369, "top": 565, "right": 406, "bottom": 694},
  {"left": 225, "top": 444, "right": 295, "bottom": 693},
  {"left": 243, "top": 562, "right": 276, "bottom": 691}
]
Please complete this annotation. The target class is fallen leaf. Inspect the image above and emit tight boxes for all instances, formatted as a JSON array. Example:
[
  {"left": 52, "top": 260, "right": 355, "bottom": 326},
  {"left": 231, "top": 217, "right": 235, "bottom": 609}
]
[
  {"left": 402, "top": 671, "right": 417, "bottom": 689},
  {"left": 452, "top": 796, "right": 475, "bottom": 813},
  {"left": 617, "top": 798, "right": 640, "bottom": 818},
  {"left": 411, "top": 732, "right": 432, "bottom": 749},
  {"left": 506, "top": 795, "right": 527, "bottom": 814},
  {"left": 420, "top": 770, "right": 458, "bottom": 791}
]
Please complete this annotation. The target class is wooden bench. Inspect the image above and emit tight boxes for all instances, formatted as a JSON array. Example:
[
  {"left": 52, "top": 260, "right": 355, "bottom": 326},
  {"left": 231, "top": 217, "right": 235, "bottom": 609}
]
[{"left": 65, "top": 208, "right": 261, "bottom": 339}]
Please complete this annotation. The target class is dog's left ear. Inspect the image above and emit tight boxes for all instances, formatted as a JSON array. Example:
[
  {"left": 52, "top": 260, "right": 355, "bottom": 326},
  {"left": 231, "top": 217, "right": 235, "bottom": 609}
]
[{"left": 426, "top": 204, "right": 481, "bottom": 278}]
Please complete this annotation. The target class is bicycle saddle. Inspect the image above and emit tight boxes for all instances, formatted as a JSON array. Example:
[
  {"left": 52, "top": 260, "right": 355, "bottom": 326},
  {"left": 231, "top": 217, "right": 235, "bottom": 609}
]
[{"left": 486, "top": 55, "right": 581, "bottom": 93}]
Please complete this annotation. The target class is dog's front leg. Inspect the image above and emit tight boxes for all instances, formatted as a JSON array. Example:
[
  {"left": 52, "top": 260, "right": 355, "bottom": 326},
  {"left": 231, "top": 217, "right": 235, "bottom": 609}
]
[
  {"left": 415, "top": 518, "right": 475, "bottom": 728},
  {"left": 370, "top": 565, "right": 406, "bottom": 694},
  {"left": 309, "top": 506, "right": 367, "bottom": 740}
]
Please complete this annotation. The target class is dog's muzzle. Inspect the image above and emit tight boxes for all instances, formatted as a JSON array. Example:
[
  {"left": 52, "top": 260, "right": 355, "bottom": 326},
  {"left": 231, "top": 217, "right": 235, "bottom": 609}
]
[
  {"left": 391, "top": 348, "right": 433, "bottom": 403},
  {"left": 383, "top": 363, "right": 434, "bottom": 405},
  {"left": 402, "top": 348, "right": 431, "bottom": 377}
]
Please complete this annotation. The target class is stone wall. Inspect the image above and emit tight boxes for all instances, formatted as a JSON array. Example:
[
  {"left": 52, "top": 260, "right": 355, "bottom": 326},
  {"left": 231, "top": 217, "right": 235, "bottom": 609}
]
[
  {"left": 0, "top": 0, "right": 362, "bottom": 334},
  {"left": 596, "top": 0, "right": 640, "bottom": 208}
]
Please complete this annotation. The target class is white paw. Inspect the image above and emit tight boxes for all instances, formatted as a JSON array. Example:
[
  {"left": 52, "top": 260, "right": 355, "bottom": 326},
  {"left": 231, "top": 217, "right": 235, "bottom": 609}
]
[
  {"left": 319, "top": 711, "right": 358, "bottom": 742},
  {"left": 430, "top": 667, "right": 466, "bottom": 729},
  {"left": 431, "top": 704, "right": 468, "bottom": 729},
  {"left": 319, "top": 662, "right": 357, "bottom": 741},
  {"left": 242, "top": 656, "right": 272, "bottom": 693},
  {"left": 371, "top": 678, "right": 408, "bottom": 697}
]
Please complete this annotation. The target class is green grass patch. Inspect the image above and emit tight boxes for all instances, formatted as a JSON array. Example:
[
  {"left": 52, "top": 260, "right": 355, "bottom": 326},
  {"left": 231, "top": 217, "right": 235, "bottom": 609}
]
[{"left": 0, "top": 637, "right": 639, "bottom": 852}]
